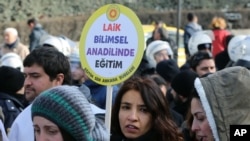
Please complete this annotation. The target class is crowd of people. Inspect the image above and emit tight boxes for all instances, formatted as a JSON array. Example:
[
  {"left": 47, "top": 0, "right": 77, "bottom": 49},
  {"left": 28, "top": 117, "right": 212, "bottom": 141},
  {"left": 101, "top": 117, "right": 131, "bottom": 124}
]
[{"left": 0, "top": 12, "right": 249, "bottom": 141}]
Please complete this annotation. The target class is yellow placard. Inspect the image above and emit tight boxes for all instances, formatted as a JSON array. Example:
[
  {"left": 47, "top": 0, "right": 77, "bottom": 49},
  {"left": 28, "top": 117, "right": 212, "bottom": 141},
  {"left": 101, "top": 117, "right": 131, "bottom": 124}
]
[{"left": 79, "top": 4, "right": 144, "bottom": 85}]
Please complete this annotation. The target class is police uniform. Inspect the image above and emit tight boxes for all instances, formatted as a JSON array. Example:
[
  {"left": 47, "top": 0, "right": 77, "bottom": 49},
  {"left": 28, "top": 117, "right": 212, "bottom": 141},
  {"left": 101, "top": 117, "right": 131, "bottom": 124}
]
[{"left": 0, "top": 92, "right": 24, "bottom": 133}]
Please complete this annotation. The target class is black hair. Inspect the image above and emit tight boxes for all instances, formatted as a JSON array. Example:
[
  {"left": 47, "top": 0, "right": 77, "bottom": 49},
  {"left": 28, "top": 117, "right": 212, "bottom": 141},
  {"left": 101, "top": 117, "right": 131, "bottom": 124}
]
[
  {"left": 27, "top": 18, "right": 37, "bottom": 25},
  {"left": 111, "top": 77, "right": 183, "bottom": 141},
  {"left": 187, "top": 13, "right": 195, "bottom": 22},
  {"left": 190, "top": 51, "right": 213, "bottom": 70},
  {"left": 23, "top": 46, "right": 72, "bottom": 85}
]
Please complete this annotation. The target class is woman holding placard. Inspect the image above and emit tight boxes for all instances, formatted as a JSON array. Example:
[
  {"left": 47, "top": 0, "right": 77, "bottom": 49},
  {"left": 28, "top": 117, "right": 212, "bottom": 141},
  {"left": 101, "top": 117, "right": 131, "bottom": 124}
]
[{"left": 111, "top": 77, "right": 183, "bottom": 141}]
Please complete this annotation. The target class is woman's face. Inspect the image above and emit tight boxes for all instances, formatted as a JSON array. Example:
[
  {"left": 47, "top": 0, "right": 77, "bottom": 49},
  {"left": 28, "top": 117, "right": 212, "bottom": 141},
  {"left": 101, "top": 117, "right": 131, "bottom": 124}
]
[
  {"left": 119, "top": 90, "right": 152, "bottom": 139},
  {"left": 33, "top": 116, "right": 64, "bottom": 141},
  {"left": 191, "top": 98, "right": 214, "bottom": 141}
]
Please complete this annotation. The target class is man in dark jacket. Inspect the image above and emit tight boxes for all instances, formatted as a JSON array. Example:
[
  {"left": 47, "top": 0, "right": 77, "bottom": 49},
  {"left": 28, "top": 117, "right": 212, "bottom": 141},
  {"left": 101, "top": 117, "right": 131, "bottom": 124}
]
[
  {"left": 27, "top": 18, "right": 48, "bottom": 51},
  {"left": 184, "top": 13, "right": 202, "bottom": 58}
]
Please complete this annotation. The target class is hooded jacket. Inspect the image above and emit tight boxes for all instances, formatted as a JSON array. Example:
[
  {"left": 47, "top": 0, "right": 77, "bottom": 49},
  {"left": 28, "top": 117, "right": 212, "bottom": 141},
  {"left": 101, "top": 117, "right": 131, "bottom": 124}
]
[
  {"left": 184, "top": 22, "right": 202, "bottom": 55},
  {"left": 184, "top": 22, "right": 202, "bottom": 45},
  {"left": 194, "top": 66, "right": 250, "bottom": 141},
  {"left": 29, "top": 23, "right": 48, "bottom": 51}
]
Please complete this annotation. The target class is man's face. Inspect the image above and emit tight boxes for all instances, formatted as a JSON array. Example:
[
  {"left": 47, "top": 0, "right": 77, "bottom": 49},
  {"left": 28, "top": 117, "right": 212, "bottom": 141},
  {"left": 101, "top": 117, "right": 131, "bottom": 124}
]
[
  {"left": 28, "top": 23, "right": 35, "bottom": 30},
  {"left": 4, "top": 31, "right": 17, "bottom": 44},
  {"left": 195, "top": 59, "right": 216, "bottom": 76},
  {"left": 23, "top": 64, "right": 61, "bottom": 102},
  {"left": 193, "top": 16, "right": 198, "bottom": 23}
]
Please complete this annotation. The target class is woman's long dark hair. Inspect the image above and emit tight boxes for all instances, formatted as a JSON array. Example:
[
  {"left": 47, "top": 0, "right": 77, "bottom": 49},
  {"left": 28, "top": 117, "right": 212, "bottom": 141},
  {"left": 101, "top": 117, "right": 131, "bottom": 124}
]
[
  {"left": 185, "top": 88, "right": 201, "bottom": 141},
  {"left": 111, "top": 77, "right": 183, "bottom": 141}
]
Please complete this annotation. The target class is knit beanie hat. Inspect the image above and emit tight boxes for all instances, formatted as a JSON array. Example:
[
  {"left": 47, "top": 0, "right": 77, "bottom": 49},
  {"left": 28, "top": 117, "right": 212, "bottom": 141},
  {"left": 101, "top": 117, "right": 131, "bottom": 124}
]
[
  {"left": 31, "top": 85, "right": 108, "bottom": 141},
  {"left": 171, "top": 70, "right": 198, "bottom": 98},
  {"left": 0, "top": 66, "right": 24, "bottom": 94},
  {"left": 156, "top": 59, "right": 180, "bottom": 82},
  {"left": 146, "top": 40, "right": 173, "bottom": 68}
]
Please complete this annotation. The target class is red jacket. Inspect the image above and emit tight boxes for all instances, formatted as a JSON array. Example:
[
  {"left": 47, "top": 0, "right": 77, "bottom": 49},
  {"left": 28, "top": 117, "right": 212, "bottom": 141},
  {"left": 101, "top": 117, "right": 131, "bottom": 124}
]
[{"left": 212, "top": 29, "right": 230, "bottom": 57}]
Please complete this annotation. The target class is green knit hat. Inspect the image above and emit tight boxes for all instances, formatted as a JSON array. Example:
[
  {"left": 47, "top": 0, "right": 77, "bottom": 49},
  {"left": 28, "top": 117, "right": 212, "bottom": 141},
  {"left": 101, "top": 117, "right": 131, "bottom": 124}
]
[{"left": 31, "top": 85, "right": 108, "bottom": 141}]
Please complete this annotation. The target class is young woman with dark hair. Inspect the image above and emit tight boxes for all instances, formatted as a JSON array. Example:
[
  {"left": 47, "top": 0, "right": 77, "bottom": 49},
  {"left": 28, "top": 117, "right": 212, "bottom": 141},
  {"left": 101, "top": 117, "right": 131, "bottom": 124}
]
[{"left": 111, "top": 77, "right": 183, "bottom": 141}]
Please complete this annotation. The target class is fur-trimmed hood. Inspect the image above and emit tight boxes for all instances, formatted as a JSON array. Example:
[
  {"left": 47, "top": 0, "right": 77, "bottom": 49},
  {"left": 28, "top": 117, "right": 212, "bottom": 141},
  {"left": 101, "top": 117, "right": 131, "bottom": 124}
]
[{"left": 194, "top": 66, "right": 250, "bottom": 141}]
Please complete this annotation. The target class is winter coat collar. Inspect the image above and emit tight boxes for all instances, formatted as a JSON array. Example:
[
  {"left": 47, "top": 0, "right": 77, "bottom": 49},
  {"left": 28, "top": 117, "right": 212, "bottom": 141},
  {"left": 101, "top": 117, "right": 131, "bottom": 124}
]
[{"left": 4, "top": 39, "right": 18, "bottom": 49}]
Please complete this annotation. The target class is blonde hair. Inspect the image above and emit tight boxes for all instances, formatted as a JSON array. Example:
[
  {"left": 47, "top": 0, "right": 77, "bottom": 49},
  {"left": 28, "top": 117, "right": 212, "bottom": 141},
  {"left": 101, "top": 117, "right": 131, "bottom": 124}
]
[{"left": 210, "top": 16, "right": 227, "bottom": 29}]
